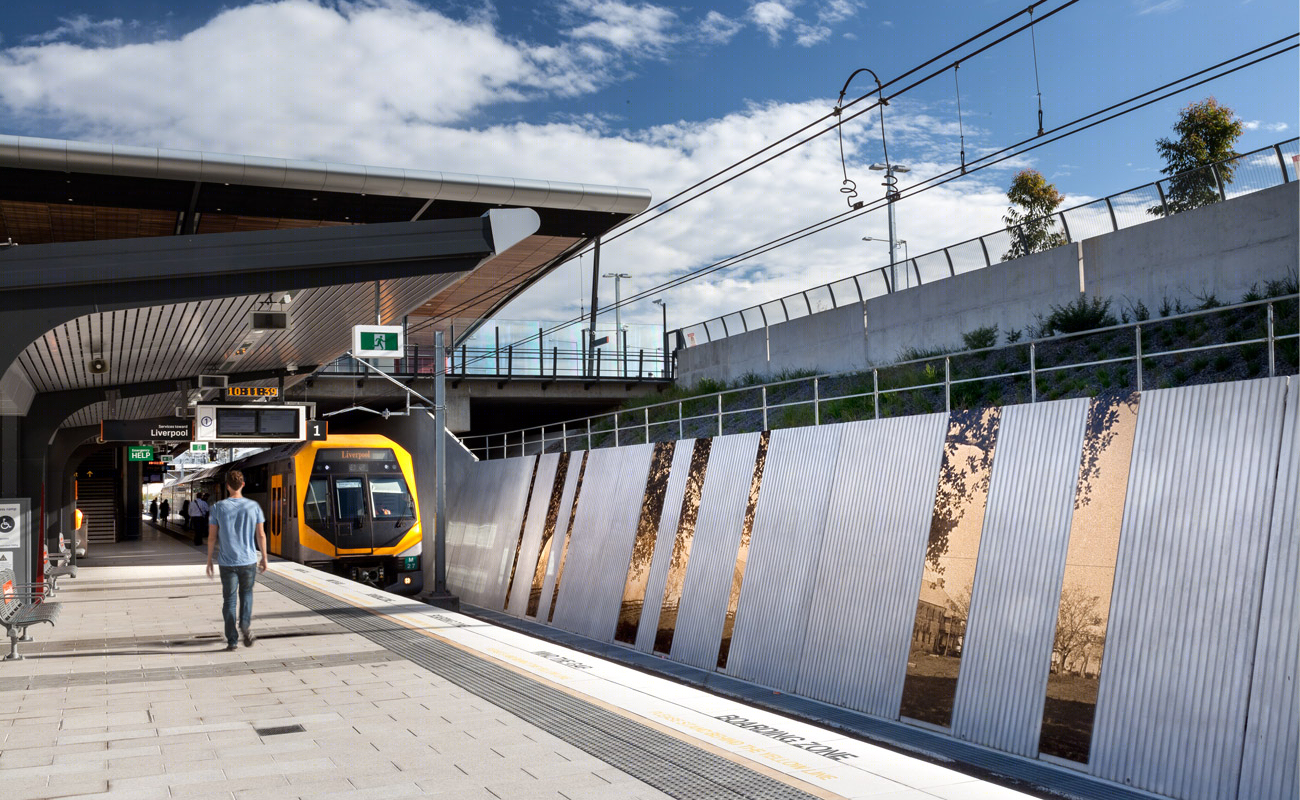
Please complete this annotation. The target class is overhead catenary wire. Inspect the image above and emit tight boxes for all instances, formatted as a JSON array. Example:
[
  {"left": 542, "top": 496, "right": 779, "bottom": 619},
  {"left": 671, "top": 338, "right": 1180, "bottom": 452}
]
[
  {"left": 406, "top": 0, "right": 1081, "bottom": 339},
  {"left": 432, "top": 37, "right": 1297, "bottom": 371}
]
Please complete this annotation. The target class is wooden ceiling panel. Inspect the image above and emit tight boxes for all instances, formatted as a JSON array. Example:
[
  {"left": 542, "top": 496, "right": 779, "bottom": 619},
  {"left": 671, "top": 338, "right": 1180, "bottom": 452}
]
[{"left": 407, "top": 235, "right": 579, "bottom": 341}]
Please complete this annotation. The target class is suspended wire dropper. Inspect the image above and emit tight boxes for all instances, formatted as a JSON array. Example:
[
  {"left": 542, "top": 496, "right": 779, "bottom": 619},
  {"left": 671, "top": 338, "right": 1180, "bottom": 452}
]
[{"left": 833, "top": 67, "right": 890, "bottom": 210}]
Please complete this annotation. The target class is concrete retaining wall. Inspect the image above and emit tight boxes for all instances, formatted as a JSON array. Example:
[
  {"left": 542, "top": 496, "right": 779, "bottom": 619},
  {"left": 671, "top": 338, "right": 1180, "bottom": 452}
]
[{"left": 677, "top": 182, "right": 1298, "bottom": 383}]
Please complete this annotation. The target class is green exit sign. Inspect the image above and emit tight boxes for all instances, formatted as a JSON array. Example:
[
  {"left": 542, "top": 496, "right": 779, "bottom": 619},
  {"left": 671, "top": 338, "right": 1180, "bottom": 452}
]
[
  {"left": 127, "top": 446, "right": 154, "bottom": 461},
  {"left": 353, "top": 325, "right": 404, "bottom": 358},
  {"left": 361, "top": 331, "right": 398, "bottom": 351}
]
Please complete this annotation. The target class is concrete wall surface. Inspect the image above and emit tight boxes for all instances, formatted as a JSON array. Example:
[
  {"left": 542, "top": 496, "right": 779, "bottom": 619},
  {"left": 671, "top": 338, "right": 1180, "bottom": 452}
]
[
  {"left": 677, "top": 303, "right": 867, "bottom": 387},
  {"left": 678, "top": 182, "right": 1298, "bottom": 380},
  {"left": 446, "top": 376, "right": 1299, "bottom": 800}
]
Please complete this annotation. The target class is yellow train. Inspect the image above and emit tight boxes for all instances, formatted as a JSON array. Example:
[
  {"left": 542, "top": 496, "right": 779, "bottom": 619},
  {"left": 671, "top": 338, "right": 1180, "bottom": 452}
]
[{"left": 161, "top": 435, "right": 423, "bottom": 592}]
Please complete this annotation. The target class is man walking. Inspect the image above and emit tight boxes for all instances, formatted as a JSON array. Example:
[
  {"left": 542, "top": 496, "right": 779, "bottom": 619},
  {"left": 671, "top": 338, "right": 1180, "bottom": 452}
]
[
  {"left": 189, "top": 492, "right": 210, "bottom": 546},
  {"left": 205, "top": 470, "right": 268, "bottom": 651}
]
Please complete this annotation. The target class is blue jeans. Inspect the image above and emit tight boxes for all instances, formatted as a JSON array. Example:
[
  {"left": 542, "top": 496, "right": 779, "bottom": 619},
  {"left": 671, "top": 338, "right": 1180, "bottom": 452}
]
[{"left": 219, "top": 564, "right": 257, "bottom": 645}]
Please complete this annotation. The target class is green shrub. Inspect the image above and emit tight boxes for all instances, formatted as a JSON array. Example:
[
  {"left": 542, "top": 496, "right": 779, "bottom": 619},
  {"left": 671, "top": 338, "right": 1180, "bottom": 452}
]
[
  {"left": 1041, "top": 296, "right": 1117, "bottom": 335},
  {"left": 961, "top": 325, "right": 999, "bottom": 350}
]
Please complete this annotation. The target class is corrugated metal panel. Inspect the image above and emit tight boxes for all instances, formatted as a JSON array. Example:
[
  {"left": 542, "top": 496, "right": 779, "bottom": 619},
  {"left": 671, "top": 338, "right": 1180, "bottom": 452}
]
[
  {"left": 725, "top": 425, "right": 845, "bottom": 690},
  {"left": 669, "top": 432, "right": 762, "bottom": 669},
  {"left": 1091, "top": 378, "right": 1288, "bottom": 800},
  {"left": 444, "top": 455, "right": 535, "bottom": 608},
  {"left": 950, "top": 398, "right": 1089, "bottom": 754},
  {"left": 634, "top": 440, "right": 697, "bottom": 652},
  {"left": 550, "top": 444, "right": 654, "bottom": 640},
  {"left": 535, "top": 451, "right": 584, "bottom": 620},
  {"left": 1238, "top": 377, "right": 1298, "bottom": 800},
  {"left": 504, "top": 454, "right": 558, "bottom": 616},
  {"left": 795, "top": 413, "right": 949, "bottom": 717},
  {"left": 25, "top": 274, "right": 464, "bottom": 402}
]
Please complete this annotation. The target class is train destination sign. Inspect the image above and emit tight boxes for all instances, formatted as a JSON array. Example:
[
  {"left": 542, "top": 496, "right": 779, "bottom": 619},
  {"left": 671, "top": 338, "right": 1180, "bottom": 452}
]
[
  {"left": 227, "top": 386, "right": 278, "bottom": 398},
  {"left": 101, "top": 418, "right": 193, "bottom": 442}
]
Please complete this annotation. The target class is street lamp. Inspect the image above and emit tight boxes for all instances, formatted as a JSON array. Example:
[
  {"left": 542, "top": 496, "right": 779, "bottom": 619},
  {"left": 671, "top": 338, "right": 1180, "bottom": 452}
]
[
  {"left": 868, "top": 162, "right": 909, "bottom": 291},
  {"left": 603, "top": 272, "right": 631, "bottom": 375},
  {"left": 652, "top": 298, "right": 668, "bottom": 378},
  {"left": 862, "top": 236, "right": 909, "bottom": 288}
]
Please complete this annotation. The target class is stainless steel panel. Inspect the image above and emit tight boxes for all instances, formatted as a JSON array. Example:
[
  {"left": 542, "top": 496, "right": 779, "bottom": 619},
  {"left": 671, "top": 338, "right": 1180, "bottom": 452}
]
[
  {"left": 2, "top": 134, "right": 653, "bottom": 213},
  {"left": 550, "top": 444, "right": 654, "bottom": 640},
  {"left": 669, "top": 432, "right": 762, "bottom": 669},
  {"left": 444, "top": 455, "right": 535, "bottom": 609},
  {"left": 634, "top": 440, "right": 697, "bottom": 652},
  {"left": 504, "top": 454, "right": 558, "bottom": 616},
  {"left": 950, "top": 398, "right": 1090, "bottom": 754},
  {"left": 795, "top": 413, "right": 949, "bottom": 717},
  {"left": 1238, "top": 377, "right": 1298, "bottom": 800},
  {"left": 535, "top": 451, "right": 583, "bottom": 620},
  {"left": 242, "top": 155, "right": 290, "bottom": 188},
  {"left": 1091, "top": 378, "right": 1288, "bottom": 800},
  {"left": 725, "top": 425, "right": 844, "bottom": 690}
]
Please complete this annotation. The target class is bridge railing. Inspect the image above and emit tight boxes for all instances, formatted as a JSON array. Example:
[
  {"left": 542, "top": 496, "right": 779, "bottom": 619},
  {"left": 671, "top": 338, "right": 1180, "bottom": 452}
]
[
  {"left": 317, "top": 338, "right": 673, "bottom": 380},
  {"left": 676, "top": 138, "right": 1299, "bottom": 348},
  {"left": 464, "top": 293, "right": 1298, "bottom": 459}
]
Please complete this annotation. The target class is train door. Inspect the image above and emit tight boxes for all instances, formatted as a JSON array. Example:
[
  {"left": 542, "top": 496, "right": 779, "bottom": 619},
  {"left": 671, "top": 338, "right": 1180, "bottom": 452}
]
[
  {"left": 269, "top": 474, "right": 284, "bottom": 555},
  {"left": 332, "top": 476, "right": 373, "bottom": 552}
]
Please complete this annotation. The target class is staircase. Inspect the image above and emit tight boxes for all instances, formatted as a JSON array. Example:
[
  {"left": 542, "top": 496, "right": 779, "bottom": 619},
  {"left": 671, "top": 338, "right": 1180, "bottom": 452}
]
[{"left": 77, "top": 450, "right": 119, "bottom": 545}]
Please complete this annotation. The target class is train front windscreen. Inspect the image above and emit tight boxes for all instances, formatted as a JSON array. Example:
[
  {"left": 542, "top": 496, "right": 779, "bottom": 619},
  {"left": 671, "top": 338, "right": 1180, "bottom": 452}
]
[{"left": 303, "top": 448, "right": 416, "bottom": 550}]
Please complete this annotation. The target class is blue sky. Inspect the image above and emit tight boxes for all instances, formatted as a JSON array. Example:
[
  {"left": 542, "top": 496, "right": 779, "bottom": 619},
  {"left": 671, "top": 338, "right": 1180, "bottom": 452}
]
[{"left": 1, "top": 1, "right": 1296, "bottom": 328}]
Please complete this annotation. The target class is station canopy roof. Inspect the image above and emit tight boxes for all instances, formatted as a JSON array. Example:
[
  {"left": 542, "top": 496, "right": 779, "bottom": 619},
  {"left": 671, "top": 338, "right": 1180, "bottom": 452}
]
[{"left": 0, "top": 135, "right": 650, "bottom": 427}]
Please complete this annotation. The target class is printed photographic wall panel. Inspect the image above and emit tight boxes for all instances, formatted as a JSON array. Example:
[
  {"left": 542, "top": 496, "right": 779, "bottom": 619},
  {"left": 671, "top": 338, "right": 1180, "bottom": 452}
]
[
  {"left": 795, "top": 413, "right": 949, "bottom": 717},
  {"left": 533, "top": 451, "right": 584, "bottom": 620},
  {"left": 549, "top": 443, "right": 655, "bottom": 641},
  {"left": 1238, "top": 378, "right": 1297, "bottom": 800},
  {"left": 1091, "top": 378, "right": 1287, "bottom": 800},
  {"left": 667, "top": 432, "right": 763, "bottom": 670},
  {"left": 503, "top": 454, "right": 559, "bottom": 617},
  {"left": 634, "top": 440, "right": 698, "bottom": 652},
  {"left": 445, "top": 456, "right": 536, "bottom": 608},
  {"left": 950, "top": 398, "right": 1089, "bottom": 755},
  {"left": 725, "top": 425, "right": 845, "bottom": 691}
]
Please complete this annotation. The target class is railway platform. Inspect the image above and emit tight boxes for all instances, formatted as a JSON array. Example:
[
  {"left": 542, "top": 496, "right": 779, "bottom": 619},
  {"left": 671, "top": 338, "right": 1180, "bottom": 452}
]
[{"left": 0, "top": 526, "right": 1047, "bottom": 800}]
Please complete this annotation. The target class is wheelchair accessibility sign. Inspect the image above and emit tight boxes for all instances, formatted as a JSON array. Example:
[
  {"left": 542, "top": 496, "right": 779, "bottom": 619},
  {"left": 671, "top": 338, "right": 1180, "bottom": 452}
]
[{"left": 0, "top": 508, "right": 18, "bottom": 548}]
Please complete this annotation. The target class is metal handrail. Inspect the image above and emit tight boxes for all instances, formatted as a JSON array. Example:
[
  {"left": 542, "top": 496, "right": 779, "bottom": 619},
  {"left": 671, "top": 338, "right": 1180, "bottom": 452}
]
[
  {"left": 677, "top": 137, "right": 1299, "bottom": 347},
  {"left": 465, "top": 293, "right": 1299, "bottom": 459}
]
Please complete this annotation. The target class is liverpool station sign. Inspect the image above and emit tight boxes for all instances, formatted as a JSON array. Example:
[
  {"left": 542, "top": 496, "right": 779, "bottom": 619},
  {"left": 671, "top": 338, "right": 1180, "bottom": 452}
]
[{"left": 101, "top": 418, "right": 193, "bottom": 442}]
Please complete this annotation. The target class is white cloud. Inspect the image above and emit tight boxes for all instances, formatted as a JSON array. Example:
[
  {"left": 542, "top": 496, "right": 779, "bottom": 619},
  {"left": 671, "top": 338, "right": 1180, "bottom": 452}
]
[
  {"left": 24, "top": 14, "right": 127, "bottom": 46},
  {"left": 563, "top": 0, "right": 677, "bottom": 55},
  {"left": 1266, "top": 122, "right": 1289, "bottom": 132},
  {"left": 750, "top": 1, "right": 795, "bottom": 45},
  {"left": 793, "top": 23, "right": 831, "bottom": 47},
  {"left": 697, "top": 10, "right": 743, "bottom": 44},
  {"left": 0, "top": 0, "right": 1023, "bottom": 330},
  {"left": 1135, "top": 0, "right": 1182, "bottom": 14}
]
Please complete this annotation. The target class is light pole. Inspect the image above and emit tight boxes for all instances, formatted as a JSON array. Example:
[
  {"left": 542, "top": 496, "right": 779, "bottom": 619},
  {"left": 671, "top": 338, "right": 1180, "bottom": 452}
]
[
  {"left": 862, "top": 236, "right": 909, "bottom": 288},
  {"left": 652, "top": 298, "right": 668, "bottom": 378},
  {"left": 603, "top": 272, "right": 631, "bottom": 376},
  {"left": 868, "top": 162, "right": 909, "bottom": 290}
]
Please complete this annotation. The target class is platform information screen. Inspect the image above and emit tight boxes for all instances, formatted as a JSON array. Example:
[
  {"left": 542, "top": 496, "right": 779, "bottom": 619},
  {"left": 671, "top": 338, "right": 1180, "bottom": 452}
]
[{"left": 196, "top": 404, "right": 307, "bottom": 443}]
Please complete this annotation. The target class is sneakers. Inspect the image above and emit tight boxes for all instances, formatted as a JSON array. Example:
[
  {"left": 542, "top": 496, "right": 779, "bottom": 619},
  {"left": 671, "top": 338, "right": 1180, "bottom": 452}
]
[
  {"left": 242, "top": 626, "right": 255, "bottom": 648},
  {"left": 224, "top": 643, "right": 238, "bottom": 652}
]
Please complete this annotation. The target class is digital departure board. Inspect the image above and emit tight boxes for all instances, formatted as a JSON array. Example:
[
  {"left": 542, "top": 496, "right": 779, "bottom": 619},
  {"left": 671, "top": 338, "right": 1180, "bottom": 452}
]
[{"left": 194, "top": 404, "right": 307, "bottom": 443}]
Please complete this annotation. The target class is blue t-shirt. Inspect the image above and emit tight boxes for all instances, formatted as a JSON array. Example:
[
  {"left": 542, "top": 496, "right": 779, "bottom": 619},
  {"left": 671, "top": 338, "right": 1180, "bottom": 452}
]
[{"left": 209, "top": 496, "right": 265, "bottom": 567}]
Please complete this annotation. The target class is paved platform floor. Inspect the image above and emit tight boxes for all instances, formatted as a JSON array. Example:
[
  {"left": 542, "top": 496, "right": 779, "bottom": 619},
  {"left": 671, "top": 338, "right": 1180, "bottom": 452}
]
[{"left": 0, "top": 527, "right": 1047, "bottom": 800}]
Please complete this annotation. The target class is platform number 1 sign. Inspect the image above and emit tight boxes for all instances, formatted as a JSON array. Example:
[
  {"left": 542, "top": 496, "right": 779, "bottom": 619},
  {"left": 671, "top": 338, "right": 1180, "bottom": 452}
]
[{"left": 306, "top": 420, "right": 328, "bottom": 441}]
